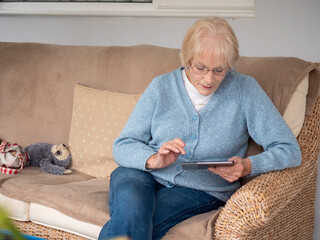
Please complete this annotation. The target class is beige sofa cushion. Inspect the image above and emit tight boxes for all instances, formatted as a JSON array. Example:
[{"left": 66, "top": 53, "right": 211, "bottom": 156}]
[
  {"left": 162, "top": 208, "right": 222, "bottom": 240},
  {"left": 0, "top": 167, "right": 109, "bottom": 226},
  {"left": 283, "top": 74, "right": 308, "bottom": 137},
  {"left": 68, "top": 84, "right": 141, "bottom": 178}
]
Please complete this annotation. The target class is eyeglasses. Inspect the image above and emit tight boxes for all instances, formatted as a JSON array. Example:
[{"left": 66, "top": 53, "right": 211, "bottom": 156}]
[{"left": 189, "top": 63, "right": 227, "bottom": 76}]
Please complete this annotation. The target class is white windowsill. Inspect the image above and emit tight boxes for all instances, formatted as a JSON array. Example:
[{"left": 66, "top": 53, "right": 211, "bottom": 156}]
[{"left": 0, "top": 1, "right": 255, "bottom": 18}]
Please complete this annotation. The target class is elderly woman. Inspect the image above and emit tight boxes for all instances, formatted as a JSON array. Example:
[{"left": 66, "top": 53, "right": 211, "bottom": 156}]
[{"left": 98, "top": 17, "right": 301, "bottom": 240}]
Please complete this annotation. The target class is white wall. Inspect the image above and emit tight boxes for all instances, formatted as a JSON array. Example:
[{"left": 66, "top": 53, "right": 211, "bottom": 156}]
[
  {"left": 0, "top": 0, "right": 319, "bottom": 62},
  {"left": 0, "top": 0, "right": 319, "bottom": 238}
]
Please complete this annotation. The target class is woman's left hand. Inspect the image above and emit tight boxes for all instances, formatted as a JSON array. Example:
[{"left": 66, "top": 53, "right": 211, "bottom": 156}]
[{"left": 208, "top": 157, "right": 252, "bottom": 183}]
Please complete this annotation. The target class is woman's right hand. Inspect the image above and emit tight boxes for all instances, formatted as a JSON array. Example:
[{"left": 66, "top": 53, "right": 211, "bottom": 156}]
[{"left": 146, "top": 138, "right": 186, "bottom": 169}]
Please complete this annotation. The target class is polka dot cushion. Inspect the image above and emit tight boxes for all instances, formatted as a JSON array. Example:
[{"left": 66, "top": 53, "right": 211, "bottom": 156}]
[{"left": 68, "top": 84, "right": 141, "bottom": 178}]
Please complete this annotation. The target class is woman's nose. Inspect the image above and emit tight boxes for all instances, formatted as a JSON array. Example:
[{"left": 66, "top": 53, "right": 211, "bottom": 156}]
[{"left": 204, "top": 71, "right": 216, "bottom": 84}]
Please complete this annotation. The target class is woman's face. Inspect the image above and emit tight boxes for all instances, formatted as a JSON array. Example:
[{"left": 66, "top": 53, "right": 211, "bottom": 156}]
[{"left": 185, "top": 46, "right": 227, "bottom": 96}]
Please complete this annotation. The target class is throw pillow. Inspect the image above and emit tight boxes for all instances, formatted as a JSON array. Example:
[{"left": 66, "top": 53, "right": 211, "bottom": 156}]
[
  {"left": 68, "top": 84, "right": 141, "bottom": 178},
  {"left": 283, "top": 74, "right": 308, "bottom": 137}
]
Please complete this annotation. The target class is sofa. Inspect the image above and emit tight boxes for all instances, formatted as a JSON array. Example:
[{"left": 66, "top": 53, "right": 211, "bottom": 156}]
[{"left": 0, "top": 41, "right": 319, "bottom": 240}]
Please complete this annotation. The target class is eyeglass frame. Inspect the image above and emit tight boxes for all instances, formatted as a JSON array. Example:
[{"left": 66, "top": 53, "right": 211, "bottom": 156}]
[{"left": 188, "top": 61, "right": 229, "bottom": 77}]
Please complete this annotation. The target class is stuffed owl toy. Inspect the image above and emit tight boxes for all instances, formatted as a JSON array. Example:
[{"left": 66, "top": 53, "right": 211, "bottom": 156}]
[{"left": 26, "top": 143, "right": 72, "bottom": 175}]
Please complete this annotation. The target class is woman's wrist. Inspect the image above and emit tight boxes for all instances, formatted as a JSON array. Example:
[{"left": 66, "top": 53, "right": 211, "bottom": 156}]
[
  {"left": 243, "top": 158, "right": 252, "bottom": 176},
  {"left": 146, "top": 154, "right": 157, "bottom": 169}
]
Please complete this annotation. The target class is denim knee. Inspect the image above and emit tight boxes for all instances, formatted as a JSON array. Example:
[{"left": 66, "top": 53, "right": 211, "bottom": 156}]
[
  {"left": 103, "top": 167, "right": 158, "bottom": 240},
  {"left": 109, "top": 167, "right": 158, "bottom": 207},
  {"left": 110, "top": 167, "right": 156, "bottom": 188}
]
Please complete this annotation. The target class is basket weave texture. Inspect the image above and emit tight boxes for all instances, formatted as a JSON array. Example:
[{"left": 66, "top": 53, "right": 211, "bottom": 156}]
[{"left": 13, "top": 220, "right": 89, "bottom": 240}]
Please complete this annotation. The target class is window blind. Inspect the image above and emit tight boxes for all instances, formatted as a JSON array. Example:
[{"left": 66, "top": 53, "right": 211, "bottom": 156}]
[{"left": 0, "top": 0, "right": 254, "bottom": 17}]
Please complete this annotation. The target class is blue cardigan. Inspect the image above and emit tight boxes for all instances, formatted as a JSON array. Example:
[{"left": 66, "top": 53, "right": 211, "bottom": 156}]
[{"left": 113, "top": 68, "right": 301, "bottom": 202}]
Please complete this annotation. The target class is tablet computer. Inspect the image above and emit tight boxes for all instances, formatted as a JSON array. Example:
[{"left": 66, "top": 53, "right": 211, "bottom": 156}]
[{"left": 181, "top": 161, "right": 234, "bottom": 170}]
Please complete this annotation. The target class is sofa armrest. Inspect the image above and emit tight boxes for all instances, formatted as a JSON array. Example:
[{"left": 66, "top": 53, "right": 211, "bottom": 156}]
[{"left": 214, "top": 97, "right": 320, "bottom": 239}]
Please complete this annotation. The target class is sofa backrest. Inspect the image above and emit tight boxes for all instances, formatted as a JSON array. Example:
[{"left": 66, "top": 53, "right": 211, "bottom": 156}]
[
  {"left": 0, "top": 42, "right": 319, "bottom": 152},
  {"left": 0, "top": 42, "right": 181, "bottom": 147}
]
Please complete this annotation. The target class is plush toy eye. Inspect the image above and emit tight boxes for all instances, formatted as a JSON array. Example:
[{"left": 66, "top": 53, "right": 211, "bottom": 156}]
[{"left": 56, "top": 150, "right": 62, "bottom": 156}]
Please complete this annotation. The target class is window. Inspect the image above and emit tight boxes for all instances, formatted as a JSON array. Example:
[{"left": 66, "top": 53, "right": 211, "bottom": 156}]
[{"left": 0, "top": 0, "right": 255, "bottom": 17}]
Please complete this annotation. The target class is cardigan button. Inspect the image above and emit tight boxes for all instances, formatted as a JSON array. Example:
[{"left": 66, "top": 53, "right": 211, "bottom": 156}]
[{"left": 192, "top": 115, "right": 198, "bottom": 121}]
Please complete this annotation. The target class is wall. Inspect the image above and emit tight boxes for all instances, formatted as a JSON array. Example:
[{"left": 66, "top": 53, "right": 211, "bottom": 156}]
[
  {"left": 0, "top": 0, "right": 319, "bottom": 238},
  {"left": 0, "top": 0, "right": 319, "bottom": 62}
]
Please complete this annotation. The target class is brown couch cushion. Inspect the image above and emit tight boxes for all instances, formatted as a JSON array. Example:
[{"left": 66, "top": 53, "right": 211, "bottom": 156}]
[
  {"left": 0, "top": 42, "right": 181, "bottom": 148},
  {"left": 162, "top": 208, "right": 222, "bottom": 240},
  {"left": 0, "top": 167, "right": 109, "bottom": 226}
]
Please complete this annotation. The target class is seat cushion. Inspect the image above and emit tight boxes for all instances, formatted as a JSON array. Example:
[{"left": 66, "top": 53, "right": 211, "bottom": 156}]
[
  {"left": 0, "top": 167, "right": 109, "bottom": 226},
  {"left": 0, "top": 194, "right": 29, "bottom": 221},
  {"left": 28, "top": 177, "right": 110, "bottom": 226},
  {"left": 161, "top": 208, "right": 222, "bottom": 240},
  {"left": 30, "top": 203, "right": 102, "bottom": 240}
]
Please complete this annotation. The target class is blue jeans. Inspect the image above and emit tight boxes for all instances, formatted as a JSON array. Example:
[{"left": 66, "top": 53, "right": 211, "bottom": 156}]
[{"left": 98, "top": 167, "right": 225, "bottom": 240}]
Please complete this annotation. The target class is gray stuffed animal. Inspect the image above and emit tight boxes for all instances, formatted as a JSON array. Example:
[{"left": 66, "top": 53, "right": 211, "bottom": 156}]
[{"left": 26, "top": 143, "right": 72, "bottom": 175}]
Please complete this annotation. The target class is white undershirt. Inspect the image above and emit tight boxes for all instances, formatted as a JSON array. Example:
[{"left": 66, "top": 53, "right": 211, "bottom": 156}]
[{"left": 182, "top": 69, "right": 213, "bottom": 112}]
